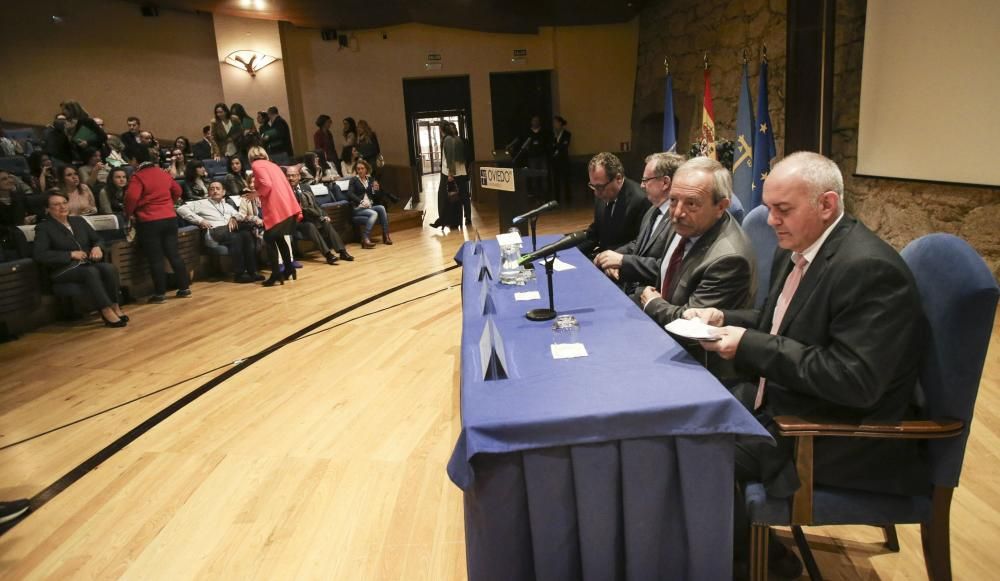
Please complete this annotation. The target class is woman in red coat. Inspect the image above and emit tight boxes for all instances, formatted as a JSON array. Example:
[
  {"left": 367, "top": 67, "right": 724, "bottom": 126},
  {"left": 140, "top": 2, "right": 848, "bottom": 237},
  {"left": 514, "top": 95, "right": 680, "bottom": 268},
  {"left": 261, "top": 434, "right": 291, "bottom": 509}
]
[
  {"left": 124, "top": 147, "right": 191, "bottom": 302},
  {"left": 247, "top": 146, "right": 302, "bottom": 286}
]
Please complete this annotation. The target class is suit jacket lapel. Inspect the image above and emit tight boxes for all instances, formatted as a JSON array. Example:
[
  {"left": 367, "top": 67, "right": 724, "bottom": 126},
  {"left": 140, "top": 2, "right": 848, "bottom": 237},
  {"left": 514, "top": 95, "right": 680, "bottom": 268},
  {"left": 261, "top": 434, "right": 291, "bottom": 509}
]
[
  {"left": 775, "top": 217, "right": 855, "bottom": 335},
  {"left": 666, "top": 214, "right": 727, "bottom": 296},
  {"left": 636, "top": 205, "right": 656, "bottom": 253}
]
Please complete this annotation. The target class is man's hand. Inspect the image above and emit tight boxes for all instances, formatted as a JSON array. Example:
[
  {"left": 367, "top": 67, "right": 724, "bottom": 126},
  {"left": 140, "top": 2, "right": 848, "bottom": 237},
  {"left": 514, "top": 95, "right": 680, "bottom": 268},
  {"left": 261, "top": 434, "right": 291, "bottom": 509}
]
[
  {"left": 594, "top": 250, "right": 624, "bottom": 270},
  {"left": 683, "top": 307, "right": 725, "bottom": 327},
  {"left": 321, "top": 216, "right": 330, "bottom": 223},
  {"left": 199, "top": 221, "right": 211, "bottom": 230},
  {"left": 699, "top": 326, "right": 746, "bottom": 360},
  {"left": 639, "top": 286, "right": 661, "bottom": 308},
  {"left": 605, "top": 266, "right": 620, "bottom": 281},
  {"left": 70, "top": 250, "right": 88, "bottom": 261},
  {"left": 89, "top": 246, "right": 103, "bottom": 261},
  {"left": 228, "top": 217, "right": 239, "bottom": 232}
]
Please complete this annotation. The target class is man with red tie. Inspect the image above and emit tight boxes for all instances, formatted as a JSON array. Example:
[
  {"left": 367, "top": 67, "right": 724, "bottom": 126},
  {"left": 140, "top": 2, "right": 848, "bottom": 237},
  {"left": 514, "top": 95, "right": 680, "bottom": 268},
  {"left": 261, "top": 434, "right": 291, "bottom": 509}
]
[
  {"left": 636, "top": 157, "right": 756, "bottom": 378},
  {"left": 688, "top": 152, "right": 929, "bottom": 579}
]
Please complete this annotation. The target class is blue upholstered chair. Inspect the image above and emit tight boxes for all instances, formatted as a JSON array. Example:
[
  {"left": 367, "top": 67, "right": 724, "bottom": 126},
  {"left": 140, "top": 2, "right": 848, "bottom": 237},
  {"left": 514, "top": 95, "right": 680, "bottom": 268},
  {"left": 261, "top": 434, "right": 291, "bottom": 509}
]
[
  {"left": 201, "top": 158, "right": 228, "bottom": 179},
  {"left": 745, "top": 233, "right": 999, "bottom": 581},
  {"left": 728, "top": 192, "right": 746, "bottom": 224},
  {"left": 741, "top": 205, "right": 777, "bottom": 309}
]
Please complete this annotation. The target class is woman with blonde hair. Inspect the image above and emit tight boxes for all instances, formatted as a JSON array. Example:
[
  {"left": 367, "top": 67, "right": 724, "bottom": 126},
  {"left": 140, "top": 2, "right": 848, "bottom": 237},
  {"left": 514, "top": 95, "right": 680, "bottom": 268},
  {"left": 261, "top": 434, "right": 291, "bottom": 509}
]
[{"left": 246, "top": 146, "right": 302, "bottom": 286}]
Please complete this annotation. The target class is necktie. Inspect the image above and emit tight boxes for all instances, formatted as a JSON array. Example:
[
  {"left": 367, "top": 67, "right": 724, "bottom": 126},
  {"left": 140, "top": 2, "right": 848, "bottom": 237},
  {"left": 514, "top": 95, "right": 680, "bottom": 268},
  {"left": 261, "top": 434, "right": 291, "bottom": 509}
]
[
  {"left": 604, "top": 200, "right": 615, "bottom": 223},
  {"left": 638, "top": 210, "right": 659, "bottom": 249},
  {"left": 755, "top": 253, "right": 808, "bottom": 409},
  {"left": 660, "top": 237, "right": 690, "bottom": 296}
]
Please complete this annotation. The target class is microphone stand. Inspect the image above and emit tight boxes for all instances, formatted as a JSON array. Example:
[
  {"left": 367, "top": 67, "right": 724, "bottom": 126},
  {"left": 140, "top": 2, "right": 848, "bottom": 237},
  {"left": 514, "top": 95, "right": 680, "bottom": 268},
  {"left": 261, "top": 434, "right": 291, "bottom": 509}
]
[
  {"left": 523, "top": 216, "right": 539, "bottom": 270},
  {"left": 525, "top": 255, "right": 557, "bottom": 321}
]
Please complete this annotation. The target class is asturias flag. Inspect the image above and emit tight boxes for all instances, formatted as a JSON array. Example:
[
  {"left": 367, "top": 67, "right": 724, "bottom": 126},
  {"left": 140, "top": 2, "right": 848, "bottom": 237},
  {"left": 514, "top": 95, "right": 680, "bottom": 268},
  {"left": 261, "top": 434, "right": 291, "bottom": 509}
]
[
  {"left": 700, "top": 68, "right": 717, "bottom": 160},
  {"left": 662, "top": 72, "right": 677, "bottom": 153},
  {"left": 751, "top": 59, "right": 776, "bottom": 208},
  {"left": 733, "top": 62, "right": 755, "bottom": 211}
]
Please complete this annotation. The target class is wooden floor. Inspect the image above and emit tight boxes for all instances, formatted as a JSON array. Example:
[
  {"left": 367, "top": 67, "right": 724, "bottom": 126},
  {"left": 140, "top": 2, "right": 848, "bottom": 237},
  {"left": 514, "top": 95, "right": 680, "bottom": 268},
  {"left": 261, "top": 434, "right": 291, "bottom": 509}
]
[{"left": 0, "top": 187, "right": 997, "bottom": 579}]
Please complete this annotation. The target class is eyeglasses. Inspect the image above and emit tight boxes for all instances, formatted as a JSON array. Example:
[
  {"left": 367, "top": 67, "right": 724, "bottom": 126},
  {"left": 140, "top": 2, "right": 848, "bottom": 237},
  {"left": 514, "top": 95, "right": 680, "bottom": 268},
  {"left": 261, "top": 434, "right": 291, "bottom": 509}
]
[
  {"left": 640, "top": 175, "right": 666, "bottom": 185},
  {"left": 588, "top": 180, "right": 614, "bottom": 192}
]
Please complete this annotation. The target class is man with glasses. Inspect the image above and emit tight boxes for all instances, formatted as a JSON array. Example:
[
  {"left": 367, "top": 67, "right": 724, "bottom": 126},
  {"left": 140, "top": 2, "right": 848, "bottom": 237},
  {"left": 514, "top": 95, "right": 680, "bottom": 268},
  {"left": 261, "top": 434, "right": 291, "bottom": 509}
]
[
  {"left": 637, "top": 157, "right": 756, "bottom": 378},
  {"left": 594, "top": 151, "right": 685, "bottom": 294},
  {"left": 578, "top": 152, "right": 650, "bottom": 258}
]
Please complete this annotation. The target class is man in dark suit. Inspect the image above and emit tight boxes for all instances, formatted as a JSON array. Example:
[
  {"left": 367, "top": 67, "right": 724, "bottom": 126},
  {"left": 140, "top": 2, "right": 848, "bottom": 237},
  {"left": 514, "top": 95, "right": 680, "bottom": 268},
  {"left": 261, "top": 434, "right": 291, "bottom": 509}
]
[
  {"left": 577, "top": 152, "right": 650, "bottom": 258},
  {"left": 593, "top": 151, "right": 685, "bottom": 295},
  {"left": 191, "top": 125, "right": 213, "bottom": 161},
  {"left": 120, "top": 116, "right": 143, "bottom": 161},
  {"left": 690, "top": 152, "right": 928, "bottom": 577},
  {"left": 550, "top": 116, "right": 572, "bottom": 203},
  {"left": 267, "top": 106, "right": 293, "bottom": 158}
]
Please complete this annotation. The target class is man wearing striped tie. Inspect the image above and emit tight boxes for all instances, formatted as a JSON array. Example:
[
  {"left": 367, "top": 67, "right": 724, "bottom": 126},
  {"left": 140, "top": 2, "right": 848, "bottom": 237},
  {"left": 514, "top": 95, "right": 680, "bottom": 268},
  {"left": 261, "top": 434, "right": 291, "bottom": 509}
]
[{"left": 688, "top": 151, "right": 928, "bottom": 579}]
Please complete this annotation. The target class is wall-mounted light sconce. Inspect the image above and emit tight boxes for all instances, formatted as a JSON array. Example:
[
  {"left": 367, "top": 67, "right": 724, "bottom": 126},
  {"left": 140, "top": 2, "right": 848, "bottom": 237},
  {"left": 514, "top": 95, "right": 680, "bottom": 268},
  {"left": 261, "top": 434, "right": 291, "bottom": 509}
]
[{"left": 223, "top": 50, "right": 279, "bottom": 77}]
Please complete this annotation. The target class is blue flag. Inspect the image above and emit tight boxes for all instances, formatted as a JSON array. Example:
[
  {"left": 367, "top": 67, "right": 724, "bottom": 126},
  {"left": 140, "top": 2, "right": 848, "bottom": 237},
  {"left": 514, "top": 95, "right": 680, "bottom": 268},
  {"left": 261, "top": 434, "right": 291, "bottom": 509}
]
[
  {"left": 733, "top": 62, "right": 755, "bottom": 210},
  {"left": 662, "top": 72, "right": 677, "bottom": 152},
  {"left": 751, "top": 60, "right": 776, "bottom": 209}
]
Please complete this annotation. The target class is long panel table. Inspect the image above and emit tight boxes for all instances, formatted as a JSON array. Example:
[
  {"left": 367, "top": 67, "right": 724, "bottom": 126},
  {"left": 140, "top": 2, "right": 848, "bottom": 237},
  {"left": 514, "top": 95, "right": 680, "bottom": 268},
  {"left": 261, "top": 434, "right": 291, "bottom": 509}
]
[{"left": 448, "top": 237, "right": 771, "bottom": 581}]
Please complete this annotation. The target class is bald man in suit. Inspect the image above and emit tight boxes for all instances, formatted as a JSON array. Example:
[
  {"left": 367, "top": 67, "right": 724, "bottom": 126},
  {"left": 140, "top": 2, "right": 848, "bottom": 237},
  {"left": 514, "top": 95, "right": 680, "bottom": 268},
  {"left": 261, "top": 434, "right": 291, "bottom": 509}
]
[{"left": 690, "top": 152, "right": 928, "bottom": 578}]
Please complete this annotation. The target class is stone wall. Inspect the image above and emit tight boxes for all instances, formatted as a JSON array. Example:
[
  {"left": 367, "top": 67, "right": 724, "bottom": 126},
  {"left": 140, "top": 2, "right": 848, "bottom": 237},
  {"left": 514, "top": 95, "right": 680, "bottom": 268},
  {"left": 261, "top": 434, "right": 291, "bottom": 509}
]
[{"left": 631, "top": 0, "right": 999, "bottom": 277}]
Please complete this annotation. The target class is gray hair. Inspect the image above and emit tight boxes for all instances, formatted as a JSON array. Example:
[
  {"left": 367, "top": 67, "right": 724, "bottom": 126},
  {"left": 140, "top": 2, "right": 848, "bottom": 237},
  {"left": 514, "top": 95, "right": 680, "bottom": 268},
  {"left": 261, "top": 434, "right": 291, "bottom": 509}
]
[
  {"left": 674, "top": 156, "right": 733, "bottom": 204},
  {"left": 644, "top": 151, "right": 686, "bottom": 180},
  {"left": 774, "top": 151, "right": 844, "bottom": 214},
  {"left": 588, "top": 152, "right": 625, "bottom": 180}
]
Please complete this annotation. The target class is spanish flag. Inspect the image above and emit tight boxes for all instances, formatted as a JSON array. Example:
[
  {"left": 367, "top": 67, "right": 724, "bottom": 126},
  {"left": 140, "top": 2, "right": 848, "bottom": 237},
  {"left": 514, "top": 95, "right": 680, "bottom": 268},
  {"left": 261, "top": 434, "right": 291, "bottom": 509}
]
[{"left": 701, "top": 68, "right": 717, "bottom": 160}]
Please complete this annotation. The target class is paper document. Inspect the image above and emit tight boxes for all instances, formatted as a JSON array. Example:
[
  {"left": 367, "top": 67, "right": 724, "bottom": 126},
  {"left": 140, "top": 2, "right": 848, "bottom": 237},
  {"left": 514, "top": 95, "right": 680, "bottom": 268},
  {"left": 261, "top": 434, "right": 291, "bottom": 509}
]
[
  {"left": 551, "top": 258, "right": 575, "bottom": 271},
  {"left": 514, "top": 291, "right": 541, "bottom": 301},
  {"left": 551, "top": 343, "right": 589, "bottom": 359},
  {"left": 496, "top": 232, "right": 522, "bottom": 246},
  {"left": 664, "top": 318, "right": 722, "bottom": 341}
]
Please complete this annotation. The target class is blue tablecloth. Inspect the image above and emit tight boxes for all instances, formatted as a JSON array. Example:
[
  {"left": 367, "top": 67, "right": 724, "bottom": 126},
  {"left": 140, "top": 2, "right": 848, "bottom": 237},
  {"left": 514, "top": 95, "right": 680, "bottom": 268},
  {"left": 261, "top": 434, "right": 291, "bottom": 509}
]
[{"left": 449, "top": 237, "right": 771, "bottom": 581}]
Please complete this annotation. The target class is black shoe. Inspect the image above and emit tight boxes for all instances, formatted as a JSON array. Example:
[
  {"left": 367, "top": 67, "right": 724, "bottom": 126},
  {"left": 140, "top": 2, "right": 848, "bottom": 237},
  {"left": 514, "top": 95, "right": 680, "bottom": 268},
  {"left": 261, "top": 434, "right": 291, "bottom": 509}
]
[
  {"left": 176, "top": 289, "right": 192, "bottom": 298},
  {"left": 262, "top": 273, "right": 285, "bottom": 287},
  {"left": 0, "top": 499, "right": 30, "bottom": 524},
  {"left": 118, "top": 314, "right": 130, "bottom": 323},
  {"left": 102, "top": 315, "right": 127, "bottom": 328},
  {"left": 252, "top": 273, "right": 266, "bottom": 282},
  {"left": 339, "top": 251, "right": 355, "bottom": 261},
  {"left": 768, "top": 539, "right": 804, "bottom": 580},
  {"left": 148, "top": 294, "right": 166, "bottom": 304},
  {"left": 325, "top": 252, "right": 339, "bottom": 265},
  {"left": 234, "top": 273, "right": 255, "bottom": 284}
]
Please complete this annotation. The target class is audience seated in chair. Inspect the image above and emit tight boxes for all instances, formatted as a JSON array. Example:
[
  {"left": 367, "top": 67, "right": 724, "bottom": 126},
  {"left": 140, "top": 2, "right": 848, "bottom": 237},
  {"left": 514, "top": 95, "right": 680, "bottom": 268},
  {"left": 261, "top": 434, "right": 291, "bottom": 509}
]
[
  {"left": 59, "top": 166, "right": 97, "bottom": 216},
  {"left": 346, "top": 159, "right": 392, "bottom": 249},
  {"left": 177, "top": 180, "right": 262, "bottom": 283},
  {"left": 285, "top": 165, "right": 354, "bottom": 265},
  {"left": 224, "top": 157, "right": 251, "bottom": 197},
  {"left": 33, "top": 193, "right": 128, "bottom": 327},
  {"left": 97, "top": 167, "right": 128, "bottom": 215},
  {"left": 301, "top": 150, "right": 341, "bottom": 189},
  {"left": 182, "top": 160, "right": 209, "bottom": 201}
]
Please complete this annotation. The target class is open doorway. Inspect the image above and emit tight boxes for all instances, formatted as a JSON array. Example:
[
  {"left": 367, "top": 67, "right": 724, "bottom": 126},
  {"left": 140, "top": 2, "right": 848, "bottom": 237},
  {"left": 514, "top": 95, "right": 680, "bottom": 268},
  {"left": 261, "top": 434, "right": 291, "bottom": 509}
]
[
  {"left": 412, "top": 112, "right": 469, "bottom": 176},
  {"left": 403, "top": 76, "right": 474, "bottom": 206}
]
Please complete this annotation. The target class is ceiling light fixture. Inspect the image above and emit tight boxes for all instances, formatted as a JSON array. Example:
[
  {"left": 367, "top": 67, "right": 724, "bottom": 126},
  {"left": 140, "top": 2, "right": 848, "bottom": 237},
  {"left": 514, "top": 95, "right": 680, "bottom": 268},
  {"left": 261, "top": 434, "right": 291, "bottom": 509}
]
[{"left": 223, "top": 50, "right": 279, "bottom": 77}]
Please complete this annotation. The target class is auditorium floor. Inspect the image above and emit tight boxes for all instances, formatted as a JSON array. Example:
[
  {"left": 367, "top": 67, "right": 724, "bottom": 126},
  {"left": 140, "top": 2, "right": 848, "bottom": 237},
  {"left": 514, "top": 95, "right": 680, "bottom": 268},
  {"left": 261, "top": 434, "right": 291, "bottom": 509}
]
[{"left": 0, "top": 197, "right": 997, "bottom": 579}]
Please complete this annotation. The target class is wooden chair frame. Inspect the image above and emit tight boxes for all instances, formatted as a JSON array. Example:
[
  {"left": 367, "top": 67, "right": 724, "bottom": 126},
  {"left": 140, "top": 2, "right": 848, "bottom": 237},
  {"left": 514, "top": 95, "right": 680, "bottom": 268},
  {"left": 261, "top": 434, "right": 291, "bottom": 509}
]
[{"left": 750, "top": 415, "right": 964, "bottom": 581}]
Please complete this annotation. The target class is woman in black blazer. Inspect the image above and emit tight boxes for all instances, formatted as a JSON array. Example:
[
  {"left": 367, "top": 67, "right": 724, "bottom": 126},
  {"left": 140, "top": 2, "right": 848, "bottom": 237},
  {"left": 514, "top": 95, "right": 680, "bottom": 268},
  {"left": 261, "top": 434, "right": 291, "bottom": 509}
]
[
  {"left": 345, "top": 160, "right": 391, "bottom": 249},
  {"left": 33, "top": 193, "right": 128, "bottom": 327}
]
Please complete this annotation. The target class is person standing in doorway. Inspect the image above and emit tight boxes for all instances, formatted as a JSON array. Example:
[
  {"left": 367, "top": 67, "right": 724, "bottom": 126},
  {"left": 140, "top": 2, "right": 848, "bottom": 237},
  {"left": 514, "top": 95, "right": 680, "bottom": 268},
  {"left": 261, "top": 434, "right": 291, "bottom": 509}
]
[{"left": 551, "top": 116, "right": 572, "bottom": 204}]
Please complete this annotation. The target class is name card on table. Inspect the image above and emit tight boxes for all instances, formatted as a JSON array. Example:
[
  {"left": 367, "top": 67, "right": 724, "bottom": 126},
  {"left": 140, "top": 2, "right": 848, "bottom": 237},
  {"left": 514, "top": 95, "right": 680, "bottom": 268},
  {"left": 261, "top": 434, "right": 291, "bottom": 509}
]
[
  {"left": 477, "top": 252, "right": 495, "bottom": 282},
  {"left": 478, "top": 318, "right": 509, "bottom": 381},
  {"left": 479, "top": 277, "right": 497, "bottom": 315}
]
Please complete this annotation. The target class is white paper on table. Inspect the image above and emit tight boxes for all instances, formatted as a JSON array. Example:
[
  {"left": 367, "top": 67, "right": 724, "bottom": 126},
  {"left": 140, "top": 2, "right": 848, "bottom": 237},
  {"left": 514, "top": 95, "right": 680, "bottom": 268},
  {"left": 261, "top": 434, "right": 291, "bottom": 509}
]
[
  {"left": 496, "top": 232, "right": 522, "bottom": 246},
  {"left": 664, "top": 317, "right": 722, "bottom": 341},
  {"left": 551, "top": 343, "right": 589, "bottom": 359},
  {"left": 514, "top": 291, "right": 541, "bottom": 301},
  {"left": 551, "top": 258, "right": 576, "bottom": 271}
]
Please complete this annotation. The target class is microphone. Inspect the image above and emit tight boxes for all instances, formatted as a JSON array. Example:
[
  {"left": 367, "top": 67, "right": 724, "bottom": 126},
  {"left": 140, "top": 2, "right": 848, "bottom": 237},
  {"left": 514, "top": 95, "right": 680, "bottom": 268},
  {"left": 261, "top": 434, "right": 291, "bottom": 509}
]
[
  {"left": 512, "top": 201, "right": 558, "bottom": 225},
  {"left": 518, "top": 230, "right": 588, "bottom": 265}
]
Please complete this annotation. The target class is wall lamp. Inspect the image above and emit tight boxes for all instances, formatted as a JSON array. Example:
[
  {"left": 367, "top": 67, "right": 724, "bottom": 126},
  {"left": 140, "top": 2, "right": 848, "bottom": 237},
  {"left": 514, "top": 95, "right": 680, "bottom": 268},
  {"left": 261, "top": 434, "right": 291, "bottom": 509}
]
[{"left": 224, "top": 50, "right": 279, "bottom": 77}]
